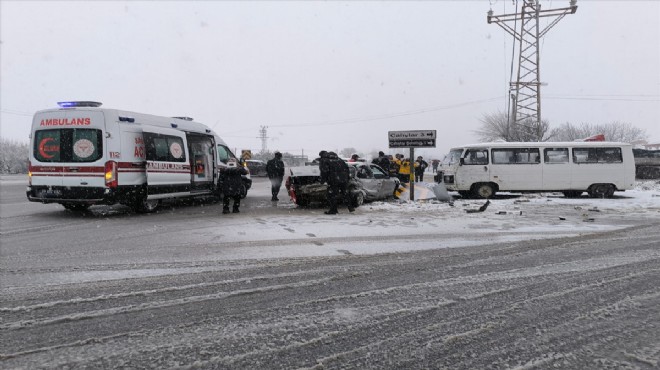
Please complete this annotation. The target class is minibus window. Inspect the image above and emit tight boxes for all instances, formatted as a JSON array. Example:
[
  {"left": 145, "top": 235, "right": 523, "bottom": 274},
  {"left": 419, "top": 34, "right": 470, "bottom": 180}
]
[
  {"left": 544, "top": 148, "right": 569, "bottom": 164},
  {"left": 573, "top": 147, "right": 622, "bottom": 163},
  {"left": 463, "top": 149, "right": 488, "bottom": 165},
  {"left": 492, "top": 148, "right": 540, "bottom": 164},
  {"left": 443, "top": 149, "right": 463, "bottom": 165}
]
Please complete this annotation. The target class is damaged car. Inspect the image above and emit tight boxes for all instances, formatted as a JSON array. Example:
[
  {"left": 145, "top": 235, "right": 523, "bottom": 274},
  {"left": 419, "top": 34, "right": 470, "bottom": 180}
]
[{"left": 285, "top": 163, "right": 399, "bottom": 207}]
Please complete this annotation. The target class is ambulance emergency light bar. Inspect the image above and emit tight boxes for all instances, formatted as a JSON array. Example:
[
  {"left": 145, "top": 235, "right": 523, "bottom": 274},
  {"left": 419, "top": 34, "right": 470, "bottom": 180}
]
[{"left": 57, "top": 101, "right": 103, "bottom": 108}]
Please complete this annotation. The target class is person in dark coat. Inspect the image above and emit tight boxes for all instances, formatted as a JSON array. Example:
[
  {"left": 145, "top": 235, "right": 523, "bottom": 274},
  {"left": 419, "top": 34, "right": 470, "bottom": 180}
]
[
  {"left": 321, "top": 151, "right": 354, "bottom": 214},
  {"left": 266, "top": 151, "right": 285, "bottom": 201},
  {"left": 371, "top": 151, "right": 390, "bottom": 173},
  {"left": 318, "top": 150, "right": 329, "bottom": 184},
  {"left": 221, "top": 159, "right": 248, "bottom": 214},
  {"left": 414, "top": 156, "right": 429, "bottom": 182}
]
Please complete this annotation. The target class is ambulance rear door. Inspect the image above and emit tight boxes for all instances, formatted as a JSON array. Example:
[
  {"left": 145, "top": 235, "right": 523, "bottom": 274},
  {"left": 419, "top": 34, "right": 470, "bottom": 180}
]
[
  {"left": 142, "top": 126, "right": 192, "bottom": 198},
  {"left": 31, "top": 110, "right": 106, "bottom": 189}
]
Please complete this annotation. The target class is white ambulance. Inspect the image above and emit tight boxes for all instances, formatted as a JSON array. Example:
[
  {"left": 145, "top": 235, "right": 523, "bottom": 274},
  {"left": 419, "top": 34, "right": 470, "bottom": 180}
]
[{"left": 27, "top": 101, "right": 251, "bottom": 212}]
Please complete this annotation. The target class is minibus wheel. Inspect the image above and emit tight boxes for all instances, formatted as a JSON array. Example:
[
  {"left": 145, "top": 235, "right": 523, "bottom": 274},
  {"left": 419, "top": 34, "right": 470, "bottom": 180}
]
[
  {"left": 588, "top": 184, "right": 615, "bottom": 198},
  {"left": 472, "top": 183, "right": 495, "bottom": 199}
]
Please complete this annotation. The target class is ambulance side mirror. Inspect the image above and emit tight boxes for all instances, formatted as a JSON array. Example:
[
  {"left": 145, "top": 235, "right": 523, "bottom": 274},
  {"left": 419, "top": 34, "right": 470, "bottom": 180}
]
[{"left": 459, "top": 158, "right": 465, "bottom": 166}]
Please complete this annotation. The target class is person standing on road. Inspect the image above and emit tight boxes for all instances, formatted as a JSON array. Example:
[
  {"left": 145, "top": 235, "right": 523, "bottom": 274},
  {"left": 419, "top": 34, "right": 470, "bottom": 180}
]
[
  {"left": 221, "top": 159, "right": 248, "bottom": 214},
  {"left": 431, "top": 159, "right": 440, "bottom": 173},
  {"left": 372, "top": 151, "right": 390, "bottom": 173},
  {"left": 321, "top": 151, "right": 354, "bottom": 215},
  {"left": 266, "top": 151, "right": 285, "bottom": 201},
  {"left": 414, "top": 156, "right": 429, "bottom": 182},
  {"left": 398, "top": 156, "right": 411, "bottom": 183}
]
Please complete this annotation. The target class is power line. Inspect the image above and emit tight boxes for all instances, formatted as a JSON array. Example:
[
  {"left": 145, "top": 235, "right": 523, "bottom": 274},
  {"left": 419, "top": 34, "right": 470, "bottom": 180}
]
[
  {"left": 1, "top": 109, "right": 32, "bottom": 116},
  {"left": 268, "top": 96, "right": 505, "bottom": 129}
]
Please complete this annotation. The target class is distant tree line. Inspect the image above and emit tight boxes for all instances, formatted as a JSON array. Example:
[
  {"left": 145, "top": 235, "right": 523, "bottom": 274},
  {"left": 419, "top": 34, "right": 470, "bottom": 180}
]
[
  {"left": 474, "top": 111, "right": 648, "bottom": 143},
  {"left": 0, "top": 138, "right": 29, "bottom": 174}
]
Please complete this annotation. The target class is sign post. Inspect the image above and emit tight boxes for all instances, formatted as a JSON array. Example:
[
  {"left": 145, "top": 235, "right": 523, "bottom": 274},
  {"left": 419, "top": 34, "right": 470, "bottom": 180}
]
[{"left": 388, "top": 130, "right": 437, "bottom": 201}]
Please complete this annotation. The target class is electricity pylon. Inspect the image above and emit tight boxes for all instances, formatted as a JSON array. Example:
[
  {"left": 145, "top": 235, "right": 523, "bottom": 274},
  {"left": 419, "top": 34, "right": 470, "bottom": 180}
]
[
  {"left": 259, "top": 125, "right": 269, "bottom": 153},
  {"left": 488, "top": 0, "right": 577, "bottom": 141}
]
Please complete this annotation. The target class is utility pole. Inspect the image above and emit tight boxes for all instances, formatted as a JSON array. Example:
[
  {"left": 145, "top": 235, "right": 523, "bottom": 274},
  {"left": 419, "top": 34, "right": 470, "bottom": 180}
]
[
  {"left": 488, "top": 0, "right": 577, "bottom": 141},
  {"left": 258, "top": 125, "right": 269, "bottom": 153}
]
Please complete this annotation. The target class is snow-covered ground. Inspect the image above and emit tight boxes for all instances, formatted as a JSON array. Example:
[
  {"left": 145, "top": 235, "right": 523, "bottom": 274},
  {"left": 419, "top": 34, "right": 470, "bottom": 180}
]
[{"left": 185, "top": 179, "right": 660, "bottom": 260}]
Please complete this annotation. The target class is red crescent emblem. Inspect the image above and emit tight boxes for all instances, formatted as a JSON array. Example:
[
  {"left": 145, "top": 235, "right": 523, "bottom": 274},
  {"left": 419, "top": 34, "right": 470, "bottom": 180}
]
[{"left": 39, "top": 137, "right": 55, "bottom": 159}]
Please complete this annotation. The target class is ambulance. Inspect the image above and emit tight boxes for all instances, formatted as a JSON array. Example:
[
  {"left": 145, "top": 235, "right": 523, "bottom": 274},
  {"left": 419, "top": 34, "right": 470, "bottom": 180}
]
[{"left": 27, "top": 101, "right": 251, "bottom": 212}]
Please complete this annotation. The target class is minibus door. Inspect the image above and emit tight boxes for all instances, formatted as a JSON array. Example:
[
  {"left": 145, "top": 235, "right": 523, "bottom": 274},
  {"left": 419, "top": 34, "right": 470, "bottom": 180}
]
[
  {"left": 458, "top": 148, "right": 490, "bottom": 190},
  {"left": 142, "top": 126, "right": 191, "bottom": 197}
]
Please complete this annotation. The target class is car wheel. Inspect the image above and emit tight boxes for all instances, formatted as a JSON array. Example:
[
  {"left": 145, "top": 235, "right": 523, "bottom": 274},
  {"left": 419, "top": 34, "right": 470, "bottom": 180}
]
[
  {"left": 353, "top": 191, "right": 365, "bottom": 207},
  {"left": 296, "top": 196, "right": 310, "bottom": 207},
  {"left": 472, "top": 183, "right": 495, "bottom": 199}
]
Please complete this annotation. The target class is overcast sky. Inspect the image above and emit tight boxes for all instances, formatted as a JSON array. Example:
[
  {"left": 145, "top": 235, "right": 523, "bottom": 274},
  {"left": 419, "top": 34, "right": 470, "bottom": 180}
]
[{"left": 1, "top": 0, "right": 658, "bottom": 159}]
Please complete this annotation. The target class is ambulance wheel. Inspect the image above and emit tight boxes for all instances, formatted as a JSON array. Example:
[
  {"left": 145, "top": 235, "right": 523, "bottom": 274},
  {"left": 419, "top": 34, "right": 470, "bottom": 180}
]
[
  {"left": 62, "top": 203, "right": 90, "bottom": 212},
  {"left": 134, "top": 198, "right": 160, "bottom": 213}
]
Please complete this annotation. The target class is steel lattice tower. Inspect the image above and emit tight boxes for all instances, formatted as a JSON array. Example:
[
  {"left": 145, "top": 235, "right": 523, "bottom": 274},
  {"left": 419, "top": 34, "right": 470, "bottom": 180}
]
[
  {"left": 488, "top": 0, "right": 577, "bottom": 141},
  {"left": 259, "top": 125, "right": 269, "bottom": 153}
]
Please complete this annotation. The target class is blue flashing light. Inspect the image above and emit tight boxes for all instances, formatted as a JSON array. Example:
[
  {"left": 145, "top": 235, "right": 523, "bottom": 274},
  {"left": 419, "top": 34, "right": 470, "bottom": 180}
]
[
  {"left": 171, "top": 123, "right": 178, "bottom": 128},
  {"left": 57, "top": 101, "right": 103, "bottom": 108},
  {"left": 119, "top": 116, "right": 135, "bottom": 123}
]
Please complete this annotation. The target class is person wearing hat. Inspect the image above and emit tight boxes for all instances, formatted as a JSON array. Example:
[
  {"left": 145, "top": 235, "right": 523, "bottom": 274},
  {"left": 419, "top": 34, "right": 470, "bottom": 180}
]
[
  {"left": 266, "top": 151, "right": 285, "bottom": 201},
  {"left": 349, "top": 154, "right": 359, "bottom": 162}
]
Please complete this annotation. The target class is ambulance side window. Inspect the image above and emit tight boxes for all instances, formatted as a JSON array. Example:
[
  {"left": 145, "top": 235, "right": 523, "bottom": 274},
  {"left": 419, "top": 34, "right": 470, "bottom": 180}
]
[
  {"left": 217, "top": 144, "right": 235, "bottom": 164},
  {"left": 144, "top": 133, "right": 186, "bottom": 162}
]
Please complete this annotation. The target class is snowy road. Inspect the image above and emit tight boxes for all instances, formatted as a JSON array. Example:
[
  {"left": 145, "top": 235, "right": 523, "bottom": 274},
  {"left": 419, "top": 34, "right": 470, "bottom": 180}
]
[{"left": 1, "top": 176, "right": 660, "bottom": 368}]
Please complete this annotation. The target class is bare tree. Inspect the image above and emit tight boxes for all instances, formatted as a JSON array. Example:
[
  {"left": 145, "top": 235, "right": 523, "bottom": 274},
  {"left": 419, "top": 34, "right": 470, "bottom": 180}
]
[
  {"left": 474, "top": 111, "right": 557, "bottom": 142},
  {"left": 553, "top": 121, "right": 648, "bottom": 142},
  {"left": 0, "top": 138, "right": 29, "bottom": 174}
]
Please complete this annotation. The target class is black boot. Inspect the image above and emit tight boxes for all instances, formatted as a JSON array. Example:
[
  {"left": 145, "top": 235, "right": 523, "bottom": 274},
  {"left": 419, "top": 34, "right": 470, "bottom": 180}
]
[
  {"left": 223, "top": 207, "right": 230, "bottom": 214},
  {"left": 232, "top": 207, "right": 240, "bottom": 213}
]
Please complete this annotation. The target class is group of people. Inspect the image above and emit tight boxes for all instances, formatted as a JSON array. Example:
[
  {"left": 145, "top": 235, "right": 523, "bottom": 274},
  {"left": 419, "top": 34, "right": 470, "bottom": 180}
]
[
  {"left": 221, "top": 150, "right": 437, "bottom": 215},
  {"left": 368, "top": 152, "right": 430, "bottom": 183},
  {"left": 220, "top": 151, "right": 286, "bottom": 214}
]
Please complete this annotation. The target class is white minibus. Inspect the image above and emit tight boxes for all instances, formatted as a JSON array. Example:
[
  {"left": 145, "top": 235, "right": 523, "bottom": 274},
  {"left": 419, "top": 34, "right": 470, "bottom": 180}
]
[{"left": 439, "top": 141, "right": 635, "bottom": 198}]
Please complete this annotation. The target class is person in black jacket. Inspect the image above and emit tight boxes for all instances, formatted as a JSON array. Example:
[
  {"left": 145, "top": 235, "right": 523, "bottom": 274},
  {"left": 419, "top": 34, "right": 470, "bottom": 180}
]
[
  {"left": 221, "top": 159, "right": 248, "bottom": 214},
  {"left": 371, "top": 151, "right": 390, "bottom": 173},
  {"left": 414, "top": 156, "right": 429, "bottom": 182},
  {"left": 266, "top": 151, "right": 285, "bottom": 201},
  {"left": 321, "top": 151, "right": 354, "bottom": 214}
]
